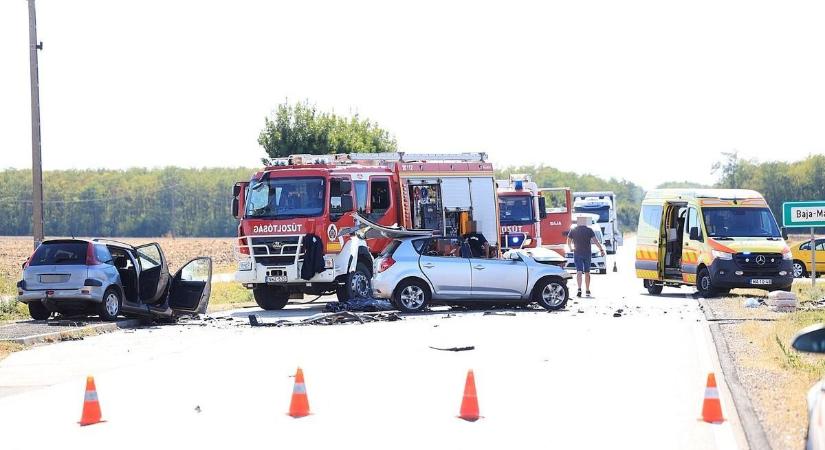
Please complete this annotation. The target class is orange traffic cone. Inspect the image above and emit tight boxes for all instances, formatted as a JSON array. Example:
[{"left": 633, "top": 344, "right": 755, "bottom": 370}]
[
  {"left": 701, "top": 372, "right": 725, "bottom": 423},
  {"left": 79, "top": 375, "right": 104, "bottom": 426},
  {"left": 288, "top": 367, "right": 310, "bottom": 418},
  {"left": 458, "top": 369, "right": 480, "bottom": 421}
]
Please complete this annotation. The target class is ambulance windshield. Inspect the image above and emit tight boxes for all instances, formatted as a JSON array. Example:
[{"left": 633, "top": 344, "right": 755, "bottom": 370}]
[
  {"left": 702, "top": 207, "right": 781, "bottom": 238},
  {"left": 499, "top": 195, "right": 534, "bottom": 224},
  {"left": 245, "top": 177, "right": 325, "bottom": 219}
]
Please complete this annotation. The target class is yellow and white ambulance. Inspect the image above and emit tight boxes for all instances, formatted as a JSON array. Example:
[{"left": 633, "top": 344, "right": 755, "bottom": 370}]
[{"left": 635, "top": 189, "right": 793, "bottom": 296}]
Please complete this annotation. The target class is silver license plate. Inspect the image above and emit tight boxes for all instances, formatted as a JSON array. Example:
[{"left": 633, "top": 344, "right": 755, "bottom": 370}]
[
  {"left": 266, "top": 276, "right": 288, "bottom": 283},
  {"left": 40, "top": 274, "right": 69, "bottom": 283},
  {"left": 750, "top": 279, "right": 772, "bottom": 285}
]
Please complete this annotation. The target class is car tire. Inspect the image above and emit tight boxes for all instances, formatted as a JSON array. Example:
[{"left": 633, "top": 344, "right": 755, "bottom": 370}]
[
  {"left": 644, "top": 280, "right": 663, "bottom": 295},
  {"left": 98, "top": 287, "right": 122, "bottom": 321},
  {"left": 792, "top": 260, "right": 808, "bottom": 278},
  {"left": 337, "top": 262, "right": 372, "bottom": 302},
  {"left": 534, "top": 277, "right": 569, "bottom": 311},
  {"left": 253, "top": 285, "right": 289, "bottom": 310},
  {"left": 392, "top": 279, "right": 431, "bottom": 313},
  {"left": 28, "top": 301, "right": 51, "bottom": 320},
  {"left": 696, "top": 267, "right": 716, "bottom": 298}
]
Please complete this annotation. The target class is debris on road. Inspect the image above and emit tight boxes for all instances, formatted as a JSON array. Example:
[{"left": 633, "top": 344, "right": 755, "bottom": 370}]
[
  {"left": 482, "top": 311, "right": 516, "bottom": 316},
  {"left": 429, "top": 345, "right": 475, "bottom": 352},
  {"left": 247, "top": 311, "right": 402, "bottom": 328},
  {"left": 612, "top": 308, "right": 624, "bottom": 318},
  {"left": 743, "top": 298, "right": 761, "bottom": 308},
  {"left": 324, "top": 298, "right": 394, "bottom": 312}
]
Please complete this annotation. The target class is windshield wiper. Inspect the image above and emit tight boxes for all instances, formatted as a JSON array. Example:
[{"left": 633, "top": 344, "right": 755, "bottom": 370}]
[{"left": 712, "top": 236, "right": 734, "bottom": 240}]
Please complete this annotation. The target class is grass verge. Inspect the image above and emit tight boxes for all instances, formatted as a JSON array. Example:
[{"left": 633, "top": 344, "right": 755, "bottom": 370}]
[{"left": 206, "top": 281, "right": 255, "bottom": 312}]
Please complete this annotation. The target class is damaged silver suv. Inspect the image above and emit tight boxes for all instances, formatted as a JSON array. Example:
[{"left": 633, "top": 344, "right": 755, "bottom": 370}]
[{"left": 17, "top": 238, "right": 212, "bottom": 321}]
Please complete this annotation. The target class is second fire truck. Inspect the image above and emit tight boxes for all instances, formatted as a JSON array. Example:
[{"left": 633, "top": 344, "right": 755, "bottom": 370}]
[{"left": 497, "top": 174, "right": 573, "bottom": 256}]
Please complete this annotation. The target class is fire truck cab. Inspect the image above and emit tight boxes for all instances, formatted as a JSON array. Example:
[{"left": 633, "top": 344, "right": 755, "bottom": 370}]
[
  {"left": 496, "top": 175, "right": 573, "bottom": 256},
  {"left": 231, "top": 152, "right": 500, "bottom": 310}
]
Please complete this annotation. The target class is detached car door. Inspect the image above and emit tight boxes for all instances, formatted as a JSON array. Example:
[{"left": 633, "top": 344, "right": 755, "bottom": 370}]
[
  {"left": 168, "top": 257, "right": 212, "bottom": 314},
  {"left": 135, "top": 243, "right": 170, "bottom": 304}
]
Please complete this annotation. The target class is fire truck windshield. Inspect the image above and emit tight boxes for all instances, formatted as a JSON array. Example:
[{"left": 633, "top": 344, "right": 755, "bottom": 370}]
[
  {"left": 245, "top": 177, "right": 325, "bottom": 219},
  {"left": 574, "top": 205, "right": 610, "bottom": 223},
  {"left": 499, "top": 195, "right": 534, "bottom": 224}
]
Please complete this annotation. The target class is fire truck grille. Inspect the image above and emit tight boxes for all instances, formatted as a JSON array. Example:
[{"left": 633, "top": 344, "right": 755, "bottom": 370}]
[{"left": 256, "top": 256, "right": 299, "bottom": 266}]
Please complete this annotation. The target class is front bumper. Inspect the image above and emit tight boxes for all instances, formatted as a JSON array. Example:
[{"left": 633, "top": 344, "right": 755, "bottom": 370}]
[
  {"left": 17, "top": 286, "right": 104, "bottom": 304},
  {"left": 235, "top": 261, "right": 336, "bottom": 285},
  {"left": 564, "top": 255, "right": 607, "bottom": 272},
  {"left": 709, "top": 258, "right": 794, "bottom": 290}
]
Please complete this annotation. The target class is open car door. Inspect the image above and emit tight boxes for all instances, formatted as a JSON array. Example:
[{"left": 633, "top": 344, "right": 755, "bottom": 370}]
[
  {"left": 168, "top": 257, "right": 212, "bottom": 315},
  {"left": 135, "top": 243, "right": 170, "bottom": 304}
]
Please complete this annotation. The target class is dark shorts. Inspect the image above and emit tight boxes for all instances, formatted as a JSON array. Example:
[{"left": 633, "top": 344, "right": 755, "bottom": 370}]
[{"left": 574, "top": 254, "right": 591, "bottom": 272}]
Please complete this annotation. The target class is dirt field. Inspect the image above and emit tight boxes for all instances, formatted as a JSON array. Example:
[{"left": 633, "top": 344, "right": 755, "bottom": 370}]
[{"left": 0, "top": 237, "right": 236, "bottom": 295}]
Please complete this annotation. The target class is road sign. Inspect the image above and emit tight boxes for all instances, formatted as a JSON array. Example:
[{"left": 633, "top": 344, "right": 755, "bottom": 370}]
[
  {"left": 783, "top": 201, "right": 825, "bottom": 228},
  {"left": 783, "top": 201, "right": 823, "bottom": 287}
]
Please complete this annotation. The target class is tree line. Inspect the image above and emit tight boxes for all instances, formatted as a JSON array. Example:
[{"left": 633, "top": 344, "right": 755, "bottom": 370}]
[{"left": 0, "top": 167, "right": 252, "bottom": 237}]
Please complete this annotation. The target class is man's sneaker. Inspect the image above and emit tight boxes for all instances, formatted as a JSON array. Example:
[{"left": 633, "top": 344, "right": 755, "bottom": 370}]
[
  {"left": 576, "top": 290, "right": 582, "bottom": 298},
  {"left": 585, "top": 291, "right": 592, "bottom": 297}
]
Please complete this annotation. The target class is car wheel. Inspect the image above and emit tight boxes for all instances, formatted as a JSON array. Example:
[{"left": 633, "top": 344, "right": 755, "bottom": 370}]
[
  {"left": 253, "top": 285, "right": 289, "bottom": 310},
  {"left": 644, "top": 280, "right": 663, "bottom": 295},
  {"left": 534, "top": 278, "right": 569, "bottom": 311},
  {"left": 98, "top": 287, "right": 122, "bottom": 321},
  {"left": 337, "top": 262, "right": 372, "bottom": 301},
  {"left": 793, "top": 260, "right": 808, "bottom": 278},
  {"left": 28, "top": 301, "right": 51, "bottom": 320},
  {"left": 392, "top": 279, "right": 430, "bottom": 313},
  {"left": 696, "top": 268, "right": 716, "bottom": 298}
]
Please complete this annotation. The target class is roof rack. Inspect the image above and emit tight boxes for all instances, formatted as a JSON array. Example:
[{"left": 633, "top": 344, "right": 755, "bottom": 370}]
[{"left": 345, "top": 152, "right": 488, "bottom": 163}]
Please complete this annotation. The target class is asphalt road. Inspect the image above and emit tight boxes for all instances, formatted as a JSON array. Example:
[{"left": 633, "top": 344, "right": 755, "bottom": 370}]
[{"left": 0, "top": 238, "right": 748, "bottom": 449}]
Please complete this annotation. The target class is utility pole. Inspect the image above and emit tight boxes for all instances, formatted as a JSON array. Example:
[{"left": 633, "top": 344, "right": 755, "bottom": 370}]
[{"left": 28, "top": 0, "right": 45, "bottom": 249}]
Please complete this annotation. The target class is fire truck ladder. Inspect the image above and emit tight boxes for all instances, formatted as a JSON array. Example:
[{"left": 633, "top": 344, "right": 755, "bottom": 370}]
[{"left": 345, "top": 152, "right": 488, "bottom": 163}]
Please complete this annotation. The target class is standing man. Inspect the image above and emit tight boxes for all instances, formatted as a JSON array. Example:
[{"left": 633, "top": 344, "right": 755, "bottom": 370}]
[{"left": 567, "top": 216, "right": 606, "bottom": 297}]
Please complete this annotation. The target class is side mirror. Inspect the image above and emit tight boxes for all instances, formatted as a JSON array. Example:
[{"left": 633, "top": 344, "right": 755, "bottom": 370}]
[
  {"left": 509, "top": 252, "right": 521, "bottom": 261},
  {"left": 340, "top": 179, "right": 352, "bottom": 195},
  {"left": 340, "top": 194, "right": 354, "bottom": 213},
  {"left": 781, "top": 227, "right": 789, "bottom": 240},
  {"left": 538, "top": 196, "right": 547, "bottom": 219},
  {"left": 689, "top": 227, "right": 701, "bottom": 241},
  {"left": 792, "top": 324, "right": 825, "bottom": 353},
  {"left": 231, "top": 197, "right": 240, "bottom": 219},
  {"left": 232, "top": 183, "right": 242, "bottom": 197}
]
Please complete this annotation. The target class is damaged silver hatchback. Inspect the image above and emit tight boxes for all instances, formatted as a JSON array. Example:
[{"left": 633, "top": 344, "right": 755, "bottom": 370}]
[{"left": 17, "top": 238, "right": 212, "bottom": 321}]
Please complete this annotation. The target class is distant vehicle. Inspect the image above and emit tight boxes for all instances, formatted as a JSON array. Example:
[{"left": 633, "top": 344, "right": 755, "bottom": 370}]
[
  {"left": 17, "top": 239, "right": 212, "bottom": 321},
  {"left": 496, "top": 174, "right": 572, "bottom": 256},
  {"left": 573, "top": 191, "right": 622, "bottom": 254},
  {"left": 635, "top": 189, "right": 793, "bottom": 297},
  {"left": 231, "top": 152, "right": 500, "bottom": 310},
  {"left": 790, "top": 238, "right": 824, "bottom": 278},
  {"left": 792, "top": 324, "right": 825, "bottom": 450},
  {"left": 366, "top": 220, "right": 572, "bottom": 313},
  {"left": 564, "top": 218, "right": 608, "bottom": 274}
]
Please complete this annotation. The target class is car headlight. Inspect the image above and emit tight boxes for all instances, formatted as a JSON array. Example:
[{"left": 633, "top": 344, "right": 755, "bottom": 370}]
[
  {"left": 238, "top": 259, "right": 253, "bottom": 271},
  {"left": 591, "top": 252, "right": 600, "bottom": 258},
  {"left": 711, "top": 250, "right": 733, "bottom": 260},
  {"left": 782, "top": 250, "right": 792, "bottom": 260}
]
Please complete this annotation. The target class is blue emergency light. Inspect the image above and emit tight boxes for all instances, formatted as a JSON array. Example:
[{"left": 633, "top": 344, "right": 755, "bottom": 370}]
[{"left": 514, "top": 180, "right": 524, "bottom": 190}]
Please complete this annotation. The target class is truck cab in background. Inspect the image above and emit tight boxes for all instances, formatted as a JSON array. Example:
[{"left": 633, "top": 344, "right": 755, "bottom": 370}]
[
  {"left": 496, "top": 176, "right": 572, "bottom": 257},
  {"left": 231, "top": 152, "right": 499, "bottom": 310},
  {"left": 573, "top": 191, "right": 622, "bottom": 254}
]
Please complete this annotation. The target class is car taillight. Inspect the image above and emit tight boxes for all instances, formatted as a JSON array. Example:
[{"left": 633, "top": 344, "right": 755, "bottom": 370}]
[
  {"left": 85, "top": 242, "right": 99, "bottom": 266},
  {"left": 377, "top": 257, "right": 395, "bottom": 273}
]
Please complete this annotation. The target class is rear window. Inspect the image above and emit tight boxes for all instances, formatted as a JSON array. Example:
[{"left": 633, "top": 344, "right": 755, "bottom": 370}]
[
  {"left": 379, "top": 240, "right": 402, "bottom": 257},
  {"left": 29, "top": 242, "right": 88, "bottom": 266}
]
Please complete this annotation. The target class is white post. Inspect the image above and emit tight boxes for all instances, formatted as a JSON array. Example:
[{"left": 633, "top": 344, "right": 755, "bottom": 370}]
[{"left": 813, "top": 227, "right": 817, "bottom": 288}]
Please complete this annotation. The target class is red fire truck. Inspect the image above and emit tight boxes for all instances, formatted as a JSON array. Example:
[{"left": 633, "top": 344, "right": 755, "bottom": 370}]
[
  {"left": 497, "top": 174, "right": 572, "bottom": 256},
  {"left": 231, "top": 152, "right": 500, "bottom": 310}
]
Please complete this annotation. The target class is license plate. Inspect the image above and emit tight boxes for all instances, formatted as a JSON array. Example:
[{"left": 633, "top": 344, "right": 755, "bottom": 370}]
[
  {"left": 40, "top": 274, "right": 69, "bottom": 283},
  {"left": 750, "top": 279, "right": 772, "bottom": 285},
  {"left": 266, "top": 276, "right": 288, "bottom": 283}
]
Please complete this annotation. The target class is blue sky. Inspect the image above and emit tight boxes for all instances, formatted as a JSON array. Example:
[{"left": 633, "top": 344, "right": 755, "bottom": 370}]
[{"left": 2, "top": 0, "right": 824, "bottom": 189}]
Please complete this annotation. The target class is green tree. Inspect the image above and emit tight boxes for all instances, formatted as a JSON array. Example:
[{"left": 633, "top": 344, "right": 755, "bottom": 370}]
[{"left": 258, "top": 100, "right": 397, "bottom": 163}]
